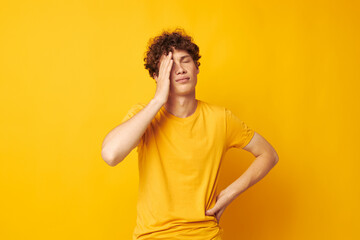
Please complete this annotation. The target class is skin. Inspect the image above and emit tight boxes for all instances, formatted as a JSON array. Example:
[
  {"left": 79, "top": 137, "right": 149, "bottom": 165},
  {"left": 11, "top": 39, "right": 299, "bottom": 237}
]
[
  {"left": 153, "top": 47, "right": 199, "bottom": 118},
  {"left": 205, "top": 133, "right": 279, "bottom": 223},
  {"left": 153, "top": 47, "right": 279, "bottom": 224}
]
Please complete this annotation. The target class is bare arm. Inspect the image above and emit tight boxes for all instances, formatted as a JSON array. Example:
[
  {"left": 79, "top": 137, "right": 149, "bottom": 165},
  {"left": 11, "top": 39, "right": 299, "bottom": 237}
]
[
  {"left": 227, "top": 131, "right": 279, "bottom": 197},
  {"left": 101, "top": 98, "right": 164, "bottom": 166},
  {"left": 101, "top": 51, "right": 173, "bottom": 167},
  {"left": 205, "top": 132, "right": 279, "bottom": 222}
]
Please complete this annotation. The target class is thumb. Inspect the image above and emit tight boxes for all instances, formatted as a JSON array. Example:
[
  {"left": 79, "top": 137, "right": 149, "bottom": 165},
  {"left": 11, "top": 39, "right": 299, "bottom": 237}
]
[{"left": 205, "top": 208, "right": 217, "bottom": 216}]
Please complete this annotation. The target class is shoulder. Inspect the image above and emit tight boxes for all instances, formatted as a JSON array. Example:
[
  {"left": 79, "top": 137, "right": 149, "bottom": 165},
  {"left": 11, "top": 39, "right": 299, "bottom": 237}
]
[
  {"left": 200, "top": 101, "right": 250, "bottom": 126},
  {"left": 199, "top": 100, "right": 227, "bottom": 114},
  {"left": 200, "top": 100, "right": 233, "bottom": 121},
  {"left": 128, "top": 102, "right": 146, "bottom": 112},
  {"left": 121, "top": 102, "right": 147, "bottom": 123},
  {"left": 134, "top": 102, "right": 147, "bottom": 108}
]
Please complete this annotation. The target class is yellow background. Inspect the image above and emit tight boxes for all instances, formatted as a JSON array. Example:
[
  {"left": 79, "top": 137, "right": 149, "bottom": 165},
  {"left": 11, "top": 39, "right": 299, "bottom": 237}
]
[{"left": 1, "top": 0, "right": 359, "bottom": 239}]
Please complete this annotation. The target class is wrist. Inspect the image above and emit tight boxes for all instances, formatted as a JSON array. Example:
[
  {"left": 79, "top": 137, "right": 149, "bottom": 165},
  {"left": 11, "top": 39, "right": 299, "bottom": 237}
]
[
  {"left": 151, "top": 97, "right": 166, "bottom": 108},
  {"left": 225, "top": 186, "right": 239, "bottom": 201},
  {"left": 225, "top": 180, "right": 249, "bottom": 200}
]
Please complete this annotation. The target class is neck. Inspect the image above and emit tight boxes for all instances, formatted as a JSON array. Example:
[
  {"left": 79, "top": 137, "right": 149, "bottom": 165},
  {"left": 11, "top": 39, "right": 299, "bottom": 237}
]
[{"left": 164, "top": 92, "right": 198, "bottom": 118}]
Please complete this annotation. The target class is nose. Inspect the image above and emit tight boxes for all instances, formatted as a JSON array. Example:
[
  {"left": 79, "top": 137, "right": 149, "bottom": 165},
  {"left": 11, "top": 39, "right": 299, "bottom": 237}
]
[{"left": 174, "top": 62, "right": 187, "bottom": 75}]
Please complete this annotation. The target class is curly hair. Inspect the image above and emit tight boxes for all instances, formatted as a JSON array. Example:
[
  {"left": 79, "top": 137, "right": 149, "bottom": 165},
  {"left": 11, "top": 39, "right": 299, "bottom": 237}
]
[{"left": 144, "top": 27, "right": 201, "bottom": 80}]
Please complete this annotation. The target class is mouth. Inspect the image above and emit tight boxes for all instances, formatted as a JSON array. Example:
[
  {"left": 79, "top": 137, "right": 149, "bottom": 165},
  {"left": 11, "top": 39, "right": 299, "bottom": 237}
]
[{"left": 175, "top": 77, "right": 190, "bottom": 83}]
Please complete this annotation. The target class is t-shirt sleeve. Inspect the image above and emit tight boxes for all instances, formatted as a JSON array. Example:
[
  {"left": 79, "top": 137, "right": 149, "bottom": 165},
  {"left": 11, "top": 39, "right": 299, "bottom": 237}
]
[
  {"left": 225, "top": 108, "right": 255, "bottom": 150},
  {"left": 121, "top": 103, "right": 147, "bottom": 149}
]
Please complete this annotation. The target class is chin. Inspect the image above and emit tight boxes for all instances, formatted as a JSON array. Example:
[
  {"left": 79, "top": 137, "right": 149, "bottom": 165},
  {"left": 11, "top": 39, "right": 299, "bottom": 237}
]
[
  {"left": 173, "top": 89, "right": 195, "bottom": 96},
  {"left": 170, "top": 82, "right": 197, "bottom": 96}
]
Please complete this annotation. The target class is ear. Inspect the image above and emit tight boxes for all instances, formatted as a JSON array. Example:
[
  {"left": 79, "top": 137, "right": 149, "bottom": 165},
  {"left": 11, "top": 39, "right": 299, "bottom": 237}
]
[
  {"left": 153, "top": 73, "right": 158, "bottom": 83},
  {"left": 196, "top": 66, "right": 199, "bottom": 74}
]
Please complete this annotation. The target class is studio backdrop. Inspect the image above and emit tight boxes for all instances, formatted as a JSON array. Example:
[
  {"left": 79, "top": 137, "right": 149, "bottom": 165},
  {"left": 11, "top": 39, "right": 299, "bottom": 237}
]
[{"left": 0, "top": 0, "right": 359, "bottom": 239}]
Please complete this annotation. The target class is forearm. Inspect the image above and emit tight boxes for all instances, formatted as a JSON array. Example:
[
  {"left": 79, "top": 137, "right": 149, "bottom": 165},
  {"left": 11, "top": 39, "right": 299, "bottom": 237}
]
[
  {"left": 101, "top": 97, "right": 164, "bottom": 166},
  {"left": 226, "top": 153, "right": 279, "bottom": 199}
]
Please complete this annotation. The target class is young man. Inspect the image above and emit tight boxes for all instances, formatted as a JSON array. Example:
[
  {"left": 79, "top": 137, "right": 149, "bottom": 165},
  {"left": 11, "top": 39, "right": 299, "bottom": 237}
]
[{"left": 101, "top": 28, "right": 279, "bottom": 240}]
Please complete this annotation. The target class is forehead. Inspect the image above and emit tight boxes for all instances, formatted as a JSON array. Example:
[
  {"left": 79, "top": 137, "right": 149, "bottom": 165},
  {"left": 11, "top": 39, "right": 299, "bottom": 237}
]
[{"left": 172, "top": 48, "right": 191, "bottom": 59}]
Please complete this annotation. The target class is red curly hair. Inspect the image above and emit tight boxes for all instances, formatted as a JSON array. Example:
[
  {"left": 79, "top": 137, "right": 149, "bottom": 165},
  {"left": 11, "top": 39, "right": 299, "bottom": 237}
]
[{"left": 144, "top": 27, "right": 201, "bottom": 80}]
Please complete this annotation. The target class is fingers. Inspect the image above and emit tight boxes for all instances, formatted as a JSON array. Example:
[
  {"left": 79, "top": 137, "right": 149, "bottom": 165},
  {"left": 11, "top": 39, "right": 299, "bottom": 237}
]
[
  {"left": 166, "top": 55, "right": 173, "bottom": 76},
  {"left": 161, "top": 52, "right": 172, "bottom": 74},
  {"left": 158, "top": 52, "right": 172, "bottom": 78},
  {"left": 158, "top": 53, "right": 167, "bottom": 70}
]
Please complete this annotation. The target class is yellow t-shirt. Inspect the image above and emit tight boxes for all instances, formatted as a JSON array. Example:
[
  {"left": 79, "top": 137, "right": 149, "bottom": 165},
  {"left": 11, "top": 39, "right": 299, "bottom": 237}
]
[{"left": 121, "top": 99, "right": 255, "bottom": 240}]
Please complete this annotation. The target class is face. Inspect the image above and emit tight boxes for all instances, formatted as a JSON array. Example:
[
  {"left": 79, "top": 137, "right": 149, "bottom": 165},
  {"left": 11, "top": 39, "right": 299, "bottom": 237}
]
[{"left": 168, "top": 48, "right": 199, "bottom": 96}]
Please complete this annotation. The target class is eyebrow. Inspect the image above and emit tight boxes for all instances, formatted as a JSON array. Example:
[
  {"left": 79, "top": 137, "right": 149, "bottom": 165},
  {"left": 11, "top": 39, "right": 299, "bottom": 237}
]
[{"left": 175, "top": 55, "right": 191, "bottom": 60}]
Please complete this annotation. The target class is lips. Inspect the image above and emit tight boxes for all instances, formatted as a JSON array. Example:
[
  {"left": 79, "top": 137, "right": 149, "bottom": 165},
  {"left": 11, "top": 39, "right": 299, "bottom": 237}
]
[{"left": 175, "top": 77, "right": 190, "bottom": 82}]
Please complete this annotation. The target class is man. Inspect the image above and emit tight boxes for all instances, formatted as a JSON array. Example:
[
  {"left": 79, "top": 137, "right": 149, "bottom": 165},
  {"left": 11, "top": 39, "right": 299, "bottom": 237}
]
[{"left": 101, "top": 28, "right": 279, "bottom": 240}]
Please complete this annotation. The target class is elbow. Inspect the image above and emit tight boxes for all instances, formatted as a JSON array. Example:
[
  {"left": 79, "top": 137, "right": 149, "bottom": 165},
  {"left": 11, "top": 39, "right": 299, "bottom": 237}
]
[
  {"left": 101, "top": 149, "right": 121, "bottom": 167},
  {"left": 273, "top": 151, "right": 279, "bottom": 165}
]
